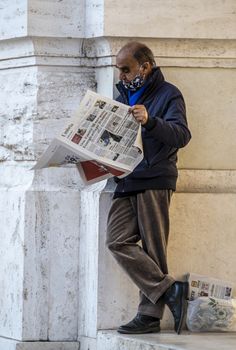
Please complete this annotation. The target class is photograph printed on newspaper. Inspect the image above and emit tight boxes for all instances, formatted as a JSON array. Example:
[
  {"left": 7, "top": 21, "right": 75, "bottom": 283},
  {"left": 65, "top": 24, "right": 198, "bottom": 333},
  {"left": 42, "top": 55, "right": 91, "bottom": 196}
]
[
  {"left": 188, "top": 273, "right": 234, "bottom": 301},
  {"left": 32, "top": 90, "right": 143, "bottom": 184}
]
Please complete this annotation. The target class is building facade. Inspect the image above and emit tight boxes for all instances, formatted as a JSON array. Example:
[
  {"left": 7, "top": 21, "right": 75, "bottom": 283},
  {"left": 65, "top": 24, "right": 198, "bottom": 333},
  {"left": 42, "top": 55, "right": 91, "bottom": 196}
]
[{"left": 0, "top": 1, "right": 236, "bottom": 349}]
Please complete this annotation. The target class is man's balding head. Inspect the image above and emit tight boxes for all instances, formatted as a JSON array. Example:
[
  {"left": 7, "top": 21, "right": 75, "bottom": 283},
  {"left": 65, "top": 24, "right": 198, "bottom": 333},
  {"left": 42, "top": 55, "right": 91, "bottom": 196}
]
[
  {"left": 116, "top": 42, "right": 155, "bottom": 86},
  {"left": 117, "top": 42, "right": 156, "bottom": 67}
]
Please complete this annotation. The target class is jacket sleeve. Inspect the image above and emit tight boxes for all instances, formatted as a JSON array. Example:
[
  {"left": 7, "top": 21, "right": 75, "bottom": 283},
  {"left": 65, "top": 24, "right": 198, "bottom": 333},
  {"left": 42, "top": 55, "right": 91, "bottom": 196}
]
[{"left": 143, "top": 94, "right": 191, "bottom": 148}]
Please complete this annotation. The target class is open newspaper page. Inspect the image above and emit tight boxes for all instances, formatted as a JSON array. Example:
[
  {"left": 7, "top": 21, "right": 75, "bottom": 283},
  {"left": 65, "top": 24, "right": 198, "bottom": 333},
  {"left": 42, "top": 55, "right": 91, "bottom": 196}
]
[
  {"left": 188, "top": 273, "right": 234, "bottom": 301},
  {"left": 33, "top": 90, "right": 143, "bottom": 184}
]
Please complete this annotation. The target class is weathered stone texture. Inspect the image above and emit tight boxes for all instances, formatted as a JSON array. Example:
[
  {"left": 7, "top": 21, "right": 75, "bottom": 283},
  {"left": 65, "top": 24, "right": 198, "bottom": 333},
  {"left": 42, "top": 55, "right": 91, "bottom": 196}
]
[
  {"left": 34, "top": 67, "right": 96, "bottom": 156},
  {"left": 0, "top": 0, "right": 27, "bottom": 40},
  {"left": 0, "top": 337, "right": 80, "bottom": 350},
  {"left": 22, "top": 190, "right": 81, "bottom": 341},
  {"left": 0, "top": 68, "right": 37, "bottom": 161},
  {"left": 0, "top": 65, "right": 96, "bottom": 161},
  {"left": 0, "top": 191, "right": 25, "bottom": 339},
  {"left": 28, "top": 0, "right": 85, "bottom": 38},
  {"left": 0, "top": 0, "right": 84, "bottom": 40},
  {"left": 77, "top": 183, "right": 107, "bottom": 338},
  {"left": 0, "top": 24, "right": 97, "bottom": 347}
]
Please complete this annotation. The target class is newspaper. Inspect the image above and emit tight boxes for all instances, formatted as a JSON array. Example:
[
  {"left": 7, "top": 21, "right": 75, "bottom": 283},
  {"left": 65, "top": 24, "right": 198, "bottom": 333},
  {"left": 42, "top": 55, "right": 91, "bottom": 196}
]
[
  {"left": 188, "top": 273, "right": 234, "bottom": 301},
  {"left": 33, "top": 90, "right": 143, "bottom": 184}
]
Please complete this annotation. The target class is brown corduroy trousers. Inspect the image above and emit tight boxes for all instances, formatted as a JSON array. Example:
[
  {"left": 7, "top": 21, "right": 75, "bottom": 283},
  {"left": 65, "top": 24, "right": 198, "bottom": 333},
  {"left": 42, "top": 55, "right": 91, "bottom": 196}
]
[{"left": 106, "top": 189, "right": 175, "bottom": 318}]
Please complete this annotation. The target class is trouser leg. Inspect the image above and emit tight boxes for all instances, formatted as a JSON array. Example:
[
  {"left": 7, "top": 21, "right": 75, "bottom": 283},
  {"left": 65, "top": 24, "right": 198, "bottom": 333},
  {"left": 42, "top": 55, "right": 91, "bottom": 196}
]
[
  {"left": 106, "top": 190, "right": 175, "bottom": 318},
  {"left": 137, "top": 189, "right": 173, "bottom": 318}
]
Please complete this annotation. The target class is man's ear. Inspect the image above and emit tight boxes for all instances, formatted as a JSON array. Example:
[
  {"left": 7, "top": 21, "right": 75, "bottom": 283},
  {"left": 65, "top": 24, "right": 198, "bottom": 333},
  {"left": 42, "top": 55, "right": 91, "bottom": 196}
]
[{"left": 141, "top": 62, "right": 152, "bottom": 74}]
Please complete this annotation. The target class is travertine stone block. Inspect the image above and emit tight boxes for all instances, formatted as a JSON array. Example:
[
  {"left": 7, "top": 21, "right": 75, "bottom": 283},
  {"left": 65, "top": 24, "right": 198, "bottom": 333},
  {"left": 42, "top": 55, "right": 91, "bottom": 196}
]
[
  {"left": 22, "top": 190, "right": 81, "bottom": 341},
  {"left": 103, "top": 0, "right": 236, "bottom": 39},
  {"left": 0, "top": 35, "right": 97, "bottom": 343},
  {"left": 168, "top": 193, "right": 236, "bottom": 284},
  {"left": 0, "top": 190, "right": 25, "bottom": 340},
  {"left": 0, "top": 0, "right": 27, "bottom": 40},
  {"left": 162, "top": 67, "right": 236, "bottom": 170},
  {"left": 0, "top": 0, "right": 84, "bottom": 40}
]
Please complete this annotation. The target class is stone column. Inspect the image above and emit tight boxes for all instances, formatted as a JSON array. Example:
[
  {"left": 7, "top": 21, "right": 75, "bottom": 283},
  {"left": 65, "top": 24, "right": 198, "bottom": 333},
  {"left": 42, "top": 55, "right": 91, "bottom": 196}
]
[{"left": 0, "top": 1, "right": 100, "bottom": 349}]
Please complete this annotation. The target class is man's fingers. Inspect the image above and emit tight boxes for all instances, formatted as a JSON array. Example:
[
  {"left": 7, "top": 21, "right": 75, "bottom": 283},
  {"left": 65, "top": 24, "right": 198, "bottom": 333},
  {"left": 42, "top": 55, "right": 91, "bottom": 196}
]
[
  {"left": 129, "top": 105, "right": 148, "bottom": 124},
  {"left": 130, "top": 106, "right": 144, "bottom": 114},
  {"left": 129, "top": 107, "right": 134, "bottom": 113},
  {"left": 132, "top": 110, "right": 140, "bottom": 116}
]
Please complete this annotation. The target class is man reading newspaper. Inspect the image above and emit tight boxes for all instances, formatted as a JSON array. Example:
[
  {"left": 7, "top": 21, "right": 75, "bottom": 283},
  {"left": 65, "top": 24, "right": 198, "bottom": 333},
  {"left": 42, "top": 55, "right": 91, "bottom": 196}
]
[
  {"left": 106, "top": 42, "right": 191, "bottom": 335},
  {"left": 33, "top": 90, "right": 144, "bottom": 183}
]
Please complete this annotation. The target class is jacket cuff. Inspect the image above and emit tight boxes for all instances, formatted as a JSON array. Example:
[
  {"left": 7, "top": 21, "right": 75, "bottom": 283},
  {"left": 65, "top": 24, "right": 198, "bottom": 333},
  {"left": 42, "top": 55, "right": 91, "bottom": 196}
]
[{"left": 142, "top": 117, "right": 156, "bottom": 131}]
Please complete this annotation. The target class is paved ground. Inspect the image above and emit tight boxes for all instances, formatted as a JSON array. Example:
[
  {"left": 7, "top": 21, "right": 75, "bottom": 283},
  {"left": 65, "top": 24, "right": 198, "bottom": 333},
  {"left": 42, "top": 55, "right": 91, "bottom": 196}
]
[{"left": 97, "top": 330, "right": 236, "bottom": 350}]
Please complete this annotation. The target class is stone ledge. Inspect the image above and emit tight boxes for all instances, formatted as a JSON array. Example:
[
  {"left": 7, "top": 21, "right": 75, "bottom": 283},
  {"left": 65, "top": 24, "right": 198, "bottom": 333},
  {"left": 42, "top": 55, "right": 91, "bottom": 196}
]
[
  {"left": 0, "top": 338, "right": 80, "bottom": 350},
  {"left": 1, "top": 37, "right": 236, "bottom": 70},
  {"left": 104, "top": 170, "right": 236, "bottom": 194},
  {"left": 177, "top": 169, "right": 236, "bottom": 193},
  {"left": 97, "top": 330, "right": 236, "bottom": 350}
]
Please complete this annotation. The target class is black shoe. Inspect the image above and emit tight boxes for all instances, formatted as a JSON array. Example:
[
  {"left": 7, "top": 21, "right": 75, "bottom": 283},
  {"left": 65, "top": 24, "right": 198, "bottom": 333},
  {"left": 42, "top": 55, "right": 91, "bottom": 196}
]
[
  {"left": 117, "top": 313, "right": 161, "bottom": 334},
  {"left": 164, "top": 281, "right": 189, "bottom": 334}
]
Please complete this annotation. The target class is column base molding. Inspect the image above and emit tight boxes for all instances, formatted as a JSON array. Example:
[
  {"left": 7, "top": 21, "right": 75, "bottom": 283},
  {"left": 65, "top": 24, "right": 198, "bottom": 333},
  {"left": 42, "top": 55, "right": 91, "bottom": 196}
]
[{"left": 0, "top": 338, "right": 80, "bottom": 350}]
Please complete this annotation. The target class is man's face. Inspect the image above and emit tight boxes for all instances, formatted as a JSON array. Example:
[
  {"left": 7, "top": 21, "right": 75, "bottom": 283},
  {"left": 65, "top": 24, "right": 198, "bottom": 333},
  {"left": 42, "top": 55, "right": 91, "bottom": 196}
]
[{"left": 116, "top": 52, "right": 142, "bottom": 83}]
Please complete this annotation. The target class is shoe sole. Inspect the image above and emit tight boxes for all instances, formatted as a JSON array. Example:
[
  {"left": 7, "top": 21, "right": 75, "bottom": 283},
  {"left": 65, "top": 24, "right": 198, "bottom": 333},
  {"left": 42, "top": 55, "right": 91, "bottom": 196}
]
[
  {"left": 176, "top": 282, "right": 189, "bottom": 335},
  {"left": 117, "top": 326, "right": 161, "bottom": 334}
]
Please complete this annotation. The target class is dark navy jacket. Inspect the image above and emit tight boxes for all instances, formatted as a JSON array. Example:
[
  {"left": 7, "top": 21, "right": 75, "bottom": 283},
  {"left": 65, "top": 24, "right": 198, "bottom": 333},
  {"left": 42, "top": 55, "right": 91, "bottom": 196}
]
[{"left": 114, "top": 67, "right": 191, "bottom": 193}]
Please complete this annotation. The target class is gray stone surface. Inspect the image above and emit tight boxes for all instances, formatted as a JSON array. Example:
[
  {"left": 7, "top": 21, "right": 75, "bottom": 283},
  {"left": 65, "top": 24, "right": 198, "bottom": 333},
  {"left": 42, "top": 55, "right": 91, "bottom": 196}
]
[
  {"left": 0, "top": 338, "right": 80, "bottom": 350},
  {"left": 97, "top": 330, "right": 236, "bottom": 350}
]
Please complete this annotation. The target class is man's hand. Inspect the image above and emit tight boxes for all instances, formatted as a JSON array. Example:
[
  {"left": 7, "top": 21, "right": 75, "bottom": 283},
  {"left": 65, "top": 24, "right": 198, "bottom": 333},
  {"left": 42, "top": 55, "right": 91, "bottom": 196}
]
[{"left": 129, "top": 105, "right": 148, "bottom": 125}]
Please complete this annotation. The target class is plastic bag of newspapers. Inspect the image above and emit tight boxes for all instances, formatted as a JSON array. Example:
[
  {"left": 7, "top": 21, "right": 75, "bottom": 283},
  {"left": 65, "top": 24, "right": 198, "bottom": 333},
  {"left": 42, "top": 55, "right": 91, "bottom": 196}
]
[{"left": 187, "top": 297, "right": 236, "bottom": 332}]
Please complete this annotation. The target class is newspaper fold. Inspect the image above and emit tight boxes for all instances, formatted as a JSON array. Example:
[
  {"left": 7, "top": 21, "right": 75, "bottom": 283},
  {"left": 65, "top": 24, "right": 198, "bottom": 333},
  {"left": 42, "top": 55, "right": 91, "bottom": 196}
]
[{"left": 33, "top": 90, "right": 143, "bottom": 184}]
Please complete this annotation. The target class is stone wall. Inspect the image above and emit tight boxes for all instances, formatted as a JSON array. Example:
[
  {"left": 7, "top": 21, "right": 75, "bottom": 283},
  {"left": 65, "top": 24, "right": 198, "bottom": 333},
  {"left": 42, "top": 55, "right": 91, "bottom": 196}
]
[
  {"left": 0, "top": 1, "right": 236, "bottom": 349},
  {"left": 82, "top": 34, "right": 236, "bottom": 335}
]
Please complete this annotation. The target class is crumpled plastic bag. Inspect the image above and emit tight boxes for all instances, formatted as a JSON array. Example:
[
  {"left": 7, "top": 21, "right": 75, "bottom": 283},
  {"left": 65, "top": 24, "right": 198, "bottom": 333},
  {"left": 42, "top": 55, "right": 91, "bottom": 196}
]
[{"left": 186, "top": 297, "right": 236, "bottom": 332}]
